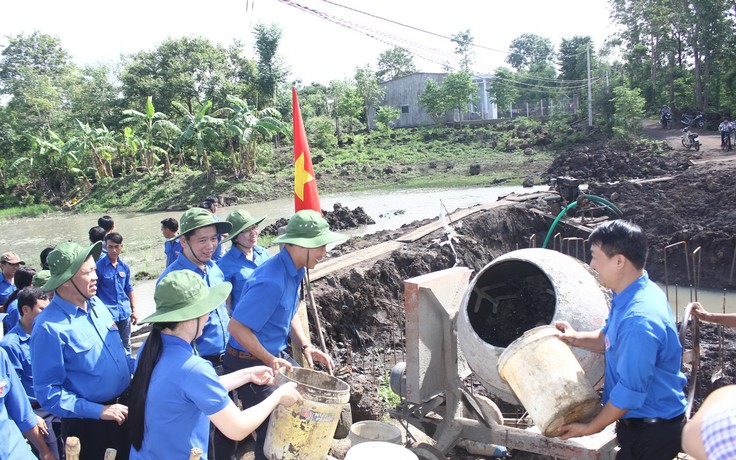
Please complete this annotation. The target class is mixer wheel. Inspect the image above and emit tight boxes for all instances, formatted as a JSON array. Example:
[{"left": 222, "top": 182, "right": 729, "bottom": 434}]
[{"left": 410, "top": 443, "right": 445, "bottom": 460}]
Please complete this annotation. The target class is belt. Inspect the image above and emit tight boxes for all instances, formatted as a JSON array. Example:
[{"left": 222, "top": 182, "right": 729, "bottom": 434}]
[
  {"left": 202, "top": 353, "right": 225, "bottom": 365},
  {"left": 619, "top": 412, "right": 685, "bottom": 429},
  {"left": 226, "top": 344, "right": 258, "bottom": 360},
  {"left": 101, "top": 390, "right": 129, "bottom": 406}
]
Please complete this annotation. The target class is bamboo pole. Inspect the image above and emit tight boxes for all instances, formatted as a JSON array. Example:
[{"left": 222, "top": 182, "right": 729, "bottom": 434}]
[
  {"left": 65, "top": 436, "right": 81, "bottom": 460},
  {"left": 103, "top": 449, "right": 117, "bottom": 460}
]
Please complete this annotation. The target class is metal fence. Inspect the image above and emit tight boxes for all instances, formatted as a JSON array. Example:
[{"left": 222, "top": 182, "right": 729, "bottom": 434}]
[{"left": 496, "top": 96, "right": 578, "bottom": 119}]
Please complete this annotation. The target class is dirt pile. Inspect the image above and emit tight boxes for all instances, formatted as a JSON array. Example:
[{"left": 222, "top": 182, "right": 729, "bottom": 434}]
[
  {"left": 261, "top": 203, "right": 375, "bottom": 236},
  {"left": 546, "top": 140, "right": 693, "bottom": 182}
]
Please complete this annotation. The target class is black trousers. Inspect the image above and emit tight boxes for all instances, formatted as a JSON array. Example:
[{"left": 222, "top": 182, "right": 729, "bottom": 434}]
[
  {"left": 615, "top": 416, "right": 685, "bottom": 460},
  {"left": 222, "top": 351, "right": 298, "bottom": 460},
  {"left": 61, "top": 417, "right": 130, "bottom": 460}
]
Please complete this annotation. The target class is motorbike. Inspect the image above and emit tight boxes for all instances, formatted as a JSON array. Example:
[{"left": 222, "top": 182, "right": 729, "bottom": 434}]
[
  {"left": 681, "top": 112, "right": 705, "bottom": 128},
  {"left": 681, "top": 127, "right": 701, "bottom": 151},
  {"left": 660, "top": 109, "right": 672, "bottom": 129}
]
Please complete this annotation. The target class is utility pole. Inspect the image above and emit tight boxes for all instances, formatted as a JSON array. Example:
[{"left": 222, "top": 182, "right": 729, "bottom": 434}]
[{"left": 587, "top": 45, "right": 593, "bottom": 127}]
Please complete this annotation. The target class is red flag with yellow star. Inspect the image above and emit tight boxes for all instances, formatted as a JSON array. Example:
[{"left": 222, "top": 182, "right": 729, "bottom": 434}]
[{"left": 292, "top": 86, "right": 322, "bottom": 213}]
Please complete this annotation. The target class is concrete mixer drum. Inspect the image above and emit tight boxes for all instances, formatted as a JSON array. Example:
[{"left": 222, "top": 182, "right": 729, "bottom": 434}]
[{"left": 457, "top": 248, "right": 610, "bottom": 404}]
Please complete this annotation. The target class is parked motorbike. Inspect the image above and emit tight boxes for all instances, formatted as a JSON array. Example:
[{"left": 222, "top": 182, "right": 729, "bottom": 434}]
[
  {"left": 681, "top": 112, "right": 705, "bottom": 128},
  {"left": 661, "top": 109, "right": 672, "bottom": 129},
  {"left": 681, "top": 127, "right": 701, "bottom": 151}
]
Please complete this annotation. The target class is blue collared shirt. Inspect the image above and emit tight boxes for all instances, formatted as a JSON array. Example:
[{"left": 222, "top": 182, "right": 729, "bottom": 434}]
[
  {"left": 129, "top": 334, "right": 229, "bottom": 459},
  {"left": 601, "top": 272, "right": 687, "bottom": 419},
  {"left": 229, "top": 248, "right": 303, "bottom": 356},
  {"left": 158, "top": 254, "right": 229, "bottom": 357},
  {"left": 217, "top": 245, "right": 270, "bottom": 313},
  {"left": 95, "top": 256, "right": 133, "bottom": 321},
  {"left": 0, "top": 347, "right": 37, "bottom": 459},
  {"left": 30, "top": 295, "right": 134, "bottom": 419},
  {"left": 164, "top": 239, "right": 183, "bottom": 267},
  {"left": 2, "top": 299, "right": 19, "bottom": 333},
  {"left": 0, "top": 278, "right": 15, "bottom": 305},
  {"left": 0, "top": 324, "right": 35, "bottom": 403}
]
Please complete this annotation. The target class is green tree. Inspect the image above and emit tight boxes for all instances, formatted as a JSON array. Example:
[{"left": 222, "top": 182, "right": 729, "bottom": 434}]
[
  {"left": 376, "top": 47, "right": 416, "bottom": 81},
  {"left": 506, "top": 33, "right": 555, "bottom": 71},
  {"left": 121, "top": 96, "right": 181, "bottom": 174},
  {"left": 419, "top": 79, "right": 449, "bottom": 124},
  {"left": 64, "top": 120, "right": 117, "bottom": 179},
  {"left": 121, "top": 37, "right": 256, "bottom": 115},
  {"left": 66, "top": 65, "right": 121, "bottom": 129},
  {"left": 451, "top": 30, "right": 475, "bottom": 72},
  {"left": 611, "top": 86, "right": 646, "bottom": 138},
  {"left": 172, "top": 100, "right": 225, "bottom": 178},
  {"left": 224, "top": 95, "right": 285, "bottom": 177},
  {"left": 253, "top": 23, "right": 287, "bottom": 107},
  {"left": 488, "top": 67, "right": 520, "bottom": 115},
  {"left": 375, "top": 105, "right": 400, "bottom": 130},
  {"left": 354, "top": 65, "right": 385, "bottom": 130},
  {"left": 443, "top": 72, "right": 478, "bottom": 119}
]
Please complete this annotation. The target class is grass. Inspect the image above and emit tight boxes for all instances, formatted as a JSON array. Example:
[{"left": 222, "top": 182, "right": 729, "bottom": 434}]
[
  {"left": 0, "top": 204, "right": 57, "bottom": 219},
  {"left": 378, "top": 372, "right": 401, "bottom": 409}
]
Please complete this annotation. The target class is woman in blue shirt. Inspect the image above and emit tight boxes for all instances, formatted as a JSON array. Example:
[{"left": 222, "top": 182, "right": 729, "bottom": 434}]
[{"left": 128, "top": 270, "right": 301, "bottom": 459}]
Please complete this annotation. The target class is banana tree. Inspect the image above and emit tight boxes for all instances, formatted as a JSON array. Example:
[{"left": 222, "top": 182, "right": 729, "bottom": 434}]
[
  {"left": 64, "top": 120, "right": 116, "bottom": 179},
  {"left": 172, "top": 100, "right": 225, "bottom": 178},
  {"left": 121, "top": 96, "right": 181, "bottom": 175},
  {"left": 224, "top": 95, "right": 285, "bottom": 177}
]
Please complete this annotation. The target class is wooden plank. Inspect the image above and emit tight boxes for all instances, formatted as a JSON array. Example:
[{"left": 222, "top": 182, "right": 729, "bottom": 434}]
[{"left": 310, "top": 241, "right": 402, "bottom": 281}]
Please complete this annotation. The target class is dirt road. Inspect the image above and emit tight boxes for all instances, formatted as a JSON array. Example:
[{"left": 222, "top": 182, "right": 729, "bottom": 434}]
[{"left": 643, "top": 119, "right": 736, "bottom": 163}]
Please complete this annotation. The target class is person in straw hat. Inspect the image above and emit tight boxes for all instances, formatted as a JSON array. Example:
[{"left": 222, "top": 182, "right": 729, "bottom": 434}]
[
  {"left": 224, "top": 209, "right": 343, "bottom": 460},
  {"left": 128, "top": 270, "right": 301, "bottom": 459},
  {"left": 216, "top": 209, "right": 269, "bottom": 314},
  {"left": 30, "top": 241, "right": 134, "bottom": 460},
  {"left": 0, "top": 251, "right": 25, "bottom": 304}
]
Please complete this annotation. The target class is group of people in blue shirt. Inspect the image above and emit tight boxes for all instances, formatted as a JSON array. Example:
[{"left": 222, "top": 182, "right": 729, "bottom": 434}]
[{"left": 0, "top": 205, "right": 341, "bottom": 460}]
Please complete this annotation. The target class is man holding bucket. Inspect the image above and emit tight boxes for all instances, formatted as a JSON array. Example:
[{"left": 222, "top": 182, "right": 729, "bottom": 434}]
[
  {"left": 224, "top": 209, "right": 342, "bottom": 459},
  {"left": 555, "top": 220, "right": 686, "bottom": 460}
]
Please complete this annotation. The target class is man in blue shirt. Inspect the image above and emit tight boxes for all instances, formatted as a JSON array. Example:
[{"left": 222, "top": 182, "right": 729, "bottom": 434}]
[
  {"left": 0, "top": 347, "right": 56, "bottom": 460},
  {"left": 32, "top": 241, "right": 134, "bottom": 460},
  {"left": 224, "top": 210, "right": 342, "bottom": 459},
  {"left": 161, "top": 217, "right": 183, "bottom": 267},
  {"left": 556, "top": 220, "right": 686, "bottom": 460},
  {"left": 217, "top": 209, "right": 269, "bottom": 314},
  {"left": 0, "top": 251, "right": 23, "bottom": 304},
  {"left": 96, "top": 232, "right": 137, "bottom": 352},
  {"left": 1, "top": 287, "right": 62, "bottom": 459},
  {"left": 3, "top": 266, "right": 35, "bottom": 333},
  {"left": 158, "top": 207, "right": 233, "bottom": 460}
]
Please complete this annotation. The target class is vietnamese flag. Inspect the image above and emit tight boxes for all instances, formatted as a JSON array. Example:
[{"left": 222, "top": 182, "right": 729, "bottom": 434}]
[{"left": 292, "top": 86, "right": 322, "bottom": 213}]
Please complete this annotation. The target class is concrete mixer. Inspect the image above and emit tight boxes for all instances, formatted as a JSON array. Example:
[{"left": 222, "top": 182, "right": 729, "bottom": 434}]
[{"left": 391, "top": 248, "right": 619, "bottom": 459}]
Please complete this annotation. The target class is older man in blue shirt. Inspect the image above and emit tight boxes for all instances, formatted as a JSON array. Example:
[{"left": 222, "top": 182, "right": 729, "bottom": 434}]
[
  {"left": 0, "top": 251, "right": 23, "bottom": 304},
  {"left": 217, "top": 210, "right": 269, "bottom": 314},
  {"left": 31, "top": 241, "right": 134, "bottom": 460},
  {"left": 224, "top": 210, "right": 342, "bottom": 460},
  {"left": 556, "top": 220, "right": 686, "bottom": 460}
]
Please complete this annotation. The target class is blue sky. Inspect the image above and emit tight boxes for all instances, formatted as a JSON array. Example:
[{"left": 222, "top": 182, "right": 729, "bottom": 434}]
[{"left": 1, "top": 0, "right": 617, "bottom": 84}]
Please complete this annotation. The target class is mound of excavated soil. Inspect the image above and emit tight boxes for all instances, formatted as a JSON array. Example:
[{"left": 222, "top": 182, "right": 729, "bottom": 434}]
[{"left": 261, "top": 203, "right": 375, "bottom": 236}]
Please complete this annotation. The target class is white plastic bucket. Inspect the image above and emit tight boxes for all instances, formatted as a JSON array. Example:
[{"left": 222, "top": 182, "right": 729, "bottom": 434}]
[
  {"left": 345, "top": 441, "right": 418, "bottom": 460},
  {"left": 498, "top": 325, "right": 601, "bottom": 437},
  {"left": 348, "top": 421, "right": 402, "bottom": 445}
]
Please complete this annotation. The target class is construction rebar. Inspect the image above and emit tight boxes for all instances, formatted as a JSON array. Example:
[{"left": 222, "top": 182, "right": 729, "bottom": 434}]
[{"left": 663, "top": 241, "right": 691, "bottom": 305}]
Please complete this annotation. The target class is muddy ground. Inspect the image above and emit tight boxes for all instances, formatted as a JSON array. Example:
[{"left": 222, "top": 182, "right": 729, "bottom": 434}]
[{"left": 303, "top": 120, "right": 736, "bottom": 458}]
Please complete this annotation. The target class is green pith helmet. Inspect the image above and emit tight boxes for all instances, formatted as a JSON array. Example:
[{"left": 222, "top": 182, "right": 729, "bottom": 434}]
[
  {"left": 42, "top": 242, "right": 102, "bottom": 292},
  {"left": 140, "top": 271, "right": 232, "bottom": 324},
  {"left": 272, "top": 210, "right": 344, "bottom": 248},
  {"left": 222, "top": 210, "right": 266, "bottom": 244},
  {"left": 177, "top": 207, "right": 232, "bottom": 238}
]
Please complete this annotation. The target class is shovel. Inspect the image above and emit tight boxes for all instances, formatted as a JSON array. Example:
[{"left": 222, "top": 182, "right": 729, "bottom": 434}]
[{"left": 711, "top": 291, "right": 726, "bottom": 384}]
